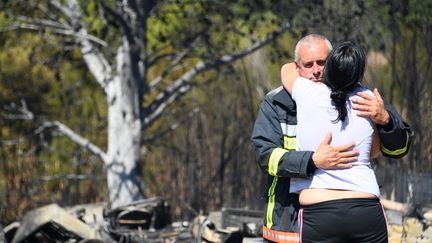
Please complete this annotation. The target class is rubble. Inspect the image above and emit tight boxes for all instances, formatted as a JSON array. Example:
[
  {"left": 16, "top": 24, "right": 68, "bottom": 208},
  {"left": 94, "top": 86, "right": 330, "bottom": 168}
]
[
  {"left": 4, "top": 203, "right": 111, "bottom": 243},
  {"left": 192, "top": 208, "right": 262, "bottom": 243},
  {"left": 5, "top": 197, "right": 429, "bottom": 242},
  {"left": 0, "top": 197, "right": 262, "bottom": 243},
  {"left": 382, "top": 200, "right": 432, "bottom": 243}
]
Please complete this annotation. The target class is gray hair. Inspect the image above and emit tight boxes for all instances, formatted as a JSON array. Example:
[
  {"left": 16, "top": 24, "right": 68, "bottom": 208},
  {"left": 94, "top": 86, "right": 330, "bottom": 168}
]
[{"left": 294, "top": 34, "right": 333, "bottom": 62}]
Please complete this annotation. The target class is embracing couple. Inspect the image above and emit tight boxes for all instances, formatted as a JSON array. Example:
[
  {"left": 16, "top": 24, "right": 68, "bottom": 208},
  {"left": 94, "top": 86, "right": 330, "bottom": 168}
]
[{"left": 251, "top": 34, "right": 413, "bottom": 243}]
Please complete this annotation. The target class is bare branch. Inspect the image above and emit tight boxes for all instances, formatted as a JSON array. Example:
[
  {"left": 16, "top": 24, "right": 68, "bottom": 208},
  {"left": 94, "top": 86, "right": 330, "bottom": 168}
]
[
  {"left": 47, "top": 0, "right": 73, "bottom": 18},
  {"left": 98, "top": 0, "right": 134, "bottom": 43},
  {"left": 0, "top": 23, "right": 108, "bottom": 47},
  {"left": 142, "top": 22, "right": 291, "bottom": 128},
  {"left": 3, "top": 100, "right": 34, "bottom": 120},
  {"left": 3, "top": 101, "right": 108, "bottom": 163},
  {"left": 1, "top": 1, "right": 107, "bottom": 46},
  {"left": 11, "top": 14, "right": 70, "bottom": 29},
  {"left": 1, "top": 139, "right": 22, "bottom": 146},
  {"left": 39, "top": 173, "right": 105, "bottom": 182},
  {"left": 8, "top": 0, "right": 114, "bottom": 92},
  {"left": 61, "top": 0, "right": 114, "bottom": 93},
  {"left": 148, "top": 45, "right": 195, "bottom": 90},
  {"left": 46, "top": 120, "right": 108, "bottom": 163},
  {"left": 149, "top": 36, "right": 200, "bottom": 90},
  {"left": 146, "top": 44, "right": 171, "bottom": 62},
  {"left": 142, "top": 107, "right": 200, "bottom": 144},
  {"left": 143, "top": 74, "right": 216, "bottom": 129},
  {"left": 20, "top": 0, "right": 63, "bottom": 21},
  {"left": 143, "top": 83, "right": 193, "bottom": 129},
  {"left": 147, "top": 52, "right": 177, "bottom": 67}
]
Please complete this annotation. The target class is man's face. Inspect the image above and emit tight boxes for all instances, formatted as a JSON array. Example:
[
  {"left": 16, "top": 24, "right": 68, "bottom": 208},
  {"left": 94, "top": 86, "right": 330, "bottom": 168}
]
[{"left": 295, "top": 40, "right": 329, "bottom": 82}]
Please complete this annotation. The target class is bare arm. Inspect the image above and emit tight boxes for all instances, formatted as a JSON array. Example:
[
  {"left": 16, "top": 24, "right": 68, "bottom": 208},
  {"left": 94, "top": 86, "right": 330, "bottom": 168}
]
[{"left": 281, "top": 62, "right": 299, "bottom": 94}]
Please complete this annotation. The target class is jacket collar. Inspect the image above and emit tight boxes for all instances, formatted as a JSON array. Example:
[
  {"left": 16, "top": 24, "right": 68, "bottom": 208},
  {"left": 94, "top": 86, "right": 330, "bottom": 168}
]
[{"left": 273, "top": 86, "right": 296, "bottom": 111}]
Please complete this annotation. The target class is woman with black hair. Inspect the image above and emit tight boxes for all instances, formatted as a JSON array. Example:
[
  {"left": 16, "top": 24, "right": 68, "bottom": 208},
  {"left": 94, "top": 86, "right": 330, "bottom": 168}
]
[{"left": 281, "top": 41, "right": 387, "bottom": 243}]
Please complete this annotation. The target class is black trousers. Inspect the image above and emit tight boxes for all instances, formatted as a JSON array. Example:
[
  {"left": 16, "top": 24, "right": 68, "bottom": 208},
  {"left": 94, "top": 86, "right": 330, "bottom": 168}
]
[{"left": 299, "top": 198, "right": 388, "bottom": 243}]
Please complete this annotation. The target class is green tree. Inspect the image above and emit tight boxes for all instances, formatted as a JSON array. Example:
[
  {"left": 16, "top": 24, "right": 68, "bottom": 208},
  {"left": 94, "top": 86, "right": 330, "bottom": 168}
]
[{"left": 1, "top": 0, "right": 293, "bottom": 208}]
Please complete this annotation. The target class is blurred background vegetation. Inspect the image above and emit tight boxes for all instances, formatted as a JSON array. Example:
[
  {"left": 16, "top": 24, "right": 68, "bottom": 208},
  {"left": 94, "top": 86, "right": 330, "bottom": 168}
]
[{"left": 0, "top": 0, "right": 431, "bottom": 224}]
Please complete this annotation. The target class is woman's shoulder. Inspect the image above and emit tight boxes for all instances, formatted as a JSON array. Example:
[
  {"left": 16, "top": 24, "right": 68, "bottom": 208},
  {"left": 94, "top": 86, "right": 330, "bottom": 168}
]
[
  {"left": 352, "top": 85, "right": 374, "bottom": 96},
  {"left": 295, "top": 77, "right": 326, "bottom": 88},
  {"left": 293, "top": 78, "right": 327, "bottom": 94},
  {"left": 292, "top": 78, "right": 327, "bottom": 100}
]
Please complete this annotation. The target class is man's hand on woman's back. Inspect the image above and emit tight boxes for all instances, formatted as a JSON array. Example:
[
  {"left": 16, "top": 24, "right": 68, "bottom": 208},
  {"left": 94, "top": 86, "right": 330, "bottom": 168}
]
[
  {"left": 352, "top": 88, "right": 390, "bottom": 125},
  {"left": 312, "top": 132, "right": 358, "bottom": 170}
]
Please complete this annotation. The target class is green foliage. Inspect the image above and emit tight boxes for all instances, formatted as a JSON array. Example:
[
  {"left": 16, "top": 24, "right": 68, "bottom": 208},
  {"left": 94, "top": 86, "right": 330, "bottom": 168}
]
[
  {"left": 0, "top": 26, "right": 107, "bottom": 223},
  {"left": 1, "top": 0, "right": 430, "bottom": 223},
  {"left": 82, "top": 0, "right": 105, "bottom": 34}
]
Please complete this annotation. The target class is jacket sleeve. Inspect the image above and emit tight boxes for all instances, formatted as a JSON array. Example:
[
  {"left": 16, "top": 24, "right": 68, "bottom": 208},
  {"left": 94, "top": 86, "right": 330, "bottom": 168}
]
[
  {"left": 377, "top": 102, "right": 413, "bottom": 159},
  {"left": 251, "top": 96, "right": 315, "bottom": 178}
]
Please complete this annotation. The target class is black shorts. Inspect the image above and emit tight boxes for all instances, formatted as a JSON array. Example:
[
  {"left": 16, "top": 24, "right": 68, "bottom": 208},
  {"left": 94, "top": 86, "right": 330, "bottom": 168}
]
[{"left": 298, "top": 198, "right": 388, "bottom": 243}]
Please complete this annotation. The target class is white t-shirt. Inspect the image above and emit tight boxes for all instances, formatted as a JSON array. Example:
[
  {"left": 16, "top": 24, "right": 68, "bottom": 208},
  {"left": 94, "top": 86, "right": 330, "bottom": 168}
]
[{"left": 289, "top": 77, "right": 380, "bottom": 197}]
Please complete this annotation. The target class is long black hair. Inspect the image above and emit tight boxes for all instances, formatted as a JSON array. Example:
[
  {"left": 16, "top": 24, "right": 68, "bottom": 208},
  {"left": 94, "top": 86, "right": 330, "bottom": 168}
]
[{"left": 323, "top": 41, "right": 366, "bottom": 122}]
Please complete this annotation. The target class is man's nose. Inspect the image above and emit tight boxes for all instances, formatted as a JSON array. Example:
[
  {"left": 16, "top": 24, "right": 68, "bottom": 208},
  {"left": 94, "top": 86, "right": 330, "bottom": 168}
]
[{"left": 312, "top": 63, "right": 320, "bottom": 74}]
